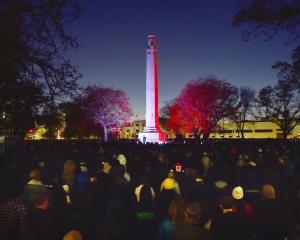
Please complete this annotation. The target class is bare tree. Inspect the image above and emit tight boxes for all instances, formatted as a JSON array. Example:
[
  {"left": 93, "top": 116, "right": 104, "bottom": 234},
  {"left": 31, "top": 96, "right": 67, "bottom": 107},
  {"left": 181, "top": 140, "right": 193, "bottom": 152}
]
[
  {"left": 233, "top": 1, "right": 300, "bottom": 140},
  {"left": 232, "top": 87, "right": 255, "bottom": 138},
  {"left": 0, "top": 0, "right": 81, "bottom": 99},
  {"left": 233, "top": 0, "right": 300, "bottom": 83},
  {"left": 232, "top": 0, "right": 300, "bottom": 43},
  {"left": 258, "top": 66, "right": 300, "bottom": 139},
  {"left": 81, "top": 86, "right": 133, "bottom": 142}
]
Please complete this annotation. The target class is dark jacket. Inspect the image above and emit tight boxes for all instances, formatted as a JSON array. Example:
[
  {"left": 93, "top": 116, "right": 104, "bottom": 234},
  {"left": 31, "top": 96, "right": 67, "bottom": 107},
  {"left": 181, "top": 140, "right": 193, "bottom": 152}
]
[
  {"left": 170, "top": 224, "right": 209, "bottom": 240},
  {"left": 254, "top": 199, "right": 287, "bottom": 240},
  {"left": 0, "top": 198, "right": 28, "bottom": 240},
  {"left": 24, "top": 208, "right": 60, "bottom": 240},
  {"left": 211, "top": 211, "right": 253, "bottom": 240}
]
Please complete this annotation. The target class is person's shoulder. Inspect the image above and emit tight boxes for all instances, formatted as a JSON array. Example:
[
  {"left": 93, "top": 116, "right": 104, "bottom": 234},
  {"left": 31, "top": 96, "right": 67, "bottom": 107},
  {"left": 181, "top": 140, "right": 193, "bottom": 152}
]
[
  {"left": 244, "top": 201, "right": 254, "bottom": 213},
  {"left": 160, "top": 218, "right": 174, "bottom": 228},
  {"left": 0, "top": 198, "right": 26, "bottom": 212},
  {"left": 179, "top": 224, "right": 205, "bottom": 233},
  {"left": 172, "top": 224, "right": 210, "bottom": 240}
]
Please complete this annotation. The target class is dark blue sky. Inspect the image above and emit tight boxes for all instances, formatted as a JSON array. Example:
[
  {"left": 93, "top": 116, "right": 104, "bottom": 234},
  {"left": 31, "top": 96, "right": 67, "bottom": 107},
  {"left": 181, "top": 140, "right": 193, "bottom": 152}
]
[{"left": 66, "top": 0, "right": 294, "bottom": 118}]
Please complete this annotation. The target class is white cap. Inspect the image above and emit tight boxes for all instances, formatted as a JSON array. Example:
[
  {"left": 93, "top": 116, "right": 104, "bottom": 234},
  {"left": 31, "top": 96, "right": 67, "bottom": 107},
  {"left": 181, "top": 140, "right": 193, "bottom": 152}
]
[
  {"left": 117, "top": 154, "right": 127, "bottom": 166},
  {"left": 232, "top": 186, "right": 244, "bottom": 200}
]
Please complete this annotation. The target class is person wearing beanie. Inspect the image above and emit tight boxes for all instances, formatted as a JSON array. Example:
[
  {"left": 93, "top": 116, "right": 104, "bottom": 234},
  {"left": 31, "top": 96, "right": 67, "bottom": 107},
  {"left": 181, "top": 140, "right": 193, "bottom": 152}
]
[
  {"left": 254, "top": 184, "right": 287, "bottom": 240},
  {"left": 231, "top": 186, "right": 254, "bottom": 225},
  {"left": 28, "top": 170, "right": 43, "bottom": 185},
  {"left": 62, "top": 160, "right": 77, "bottom": 197},
  {"left": 201, "top": 152, "right": 210, "bottom": 177},
  {"left": 135, "top": 184, "right": 155, "bottom": 203},
  {"left": 63, "top": 230, "right": 83, "bottom": 240},
  {"left": 171, "top": 202, "right": 209, "bottom": 240},
  {"left": 94, "top": 198, "right": 129, "bottom": 240},
  {"left": 262, "top": 184, "right": 276, "bottom": 199},
  {"left": 117, "top": 154, "right": 131, "bottom": 182},
  {"left": 62, "top": 184, "right": 72, "bottom": 205},
  {"left": 211, "top": 194, "right": 252, "bottom": 240},
  {"left": 77, "top": 162, "right": 90, "bottom": 194},
  {"left": 156, "top": 171, "right": 181, "bottom": 224},
  {"left": 22, "top": 169, "right": 46, "bottom": 209},
  {"left": 102, "top": 161, "right": 112, "bottom": 174},
  {"left": 117, "top": 154, "right": 127, "bottom": 167},
  {"left": 134, "top": 185, "right": 156, "bottom": 240},
  {"left": 156, "top": 197, "right": 186, "bottom": 240},
  {"left": 232, "top": 186, "right": 244, "bottom": 200},
  {"left": 24, "top": 190, "right": 59, "bottom": 240}
]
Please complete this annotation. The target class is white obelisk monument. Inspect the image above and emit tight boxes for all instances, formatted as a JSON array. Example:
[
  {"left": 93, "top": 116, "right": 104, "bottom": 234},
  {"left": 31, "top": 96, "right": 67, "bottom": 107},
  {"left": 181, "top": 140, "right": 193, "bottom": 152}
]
[{"left": 138, "top": 35, "right": 166, "bottom": 143}]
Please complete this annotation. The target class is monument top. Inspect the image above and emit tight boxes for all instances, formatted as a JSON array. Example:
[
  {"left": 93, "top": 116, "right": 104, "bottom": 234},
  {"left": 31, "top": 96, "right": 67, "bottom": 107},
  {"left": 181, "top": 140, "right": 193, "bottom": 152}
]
[
  {"left": 147, "top": 35, "right": 157, "bottom": 48},
  {"left": 148, "top": 34, "right": 156, "bottom": 38}
]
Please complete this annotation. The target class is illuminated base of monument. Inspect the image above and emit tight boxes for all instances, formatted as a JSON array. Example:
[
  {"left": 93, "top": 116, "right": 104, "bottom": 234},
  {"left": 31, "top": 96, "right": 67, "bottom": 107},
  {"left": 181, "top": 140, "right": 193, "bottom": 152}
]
[{"left": 138, "top": 129, "right": 166, "bottom": 143}]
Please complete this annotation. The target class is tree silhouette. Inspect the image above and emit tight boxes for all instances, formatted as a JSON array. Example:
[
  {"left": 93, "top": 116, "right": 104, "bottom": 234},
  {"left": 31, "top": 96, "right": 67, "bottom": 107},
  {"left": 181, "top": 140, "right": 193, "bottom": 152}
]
[
  {"left": 233, "top": 0, "right": 300, "bottom": 82},
  {"left": 233, "top": 1, "right": 300, "bottom": 139},
  {"left": 61, "top": 101, "right": 102, "bottom": 139},
  {"left": 0, "top": 80, "right": 46, "bottom": 136},
  {"left": 0, "top": 0, "right": 81, "bottom": 98},
  {"left": 232, "top": 87, "right": 256, "bottom": 138},
  {"left": 232, "top": 0, "right": 300, "bottom": 43},
  {"left": 258, "top": 67, "right": 300, "bottom": 139},
  {"left": 0, "top": 0, "right": 81, "bottom": 135}
]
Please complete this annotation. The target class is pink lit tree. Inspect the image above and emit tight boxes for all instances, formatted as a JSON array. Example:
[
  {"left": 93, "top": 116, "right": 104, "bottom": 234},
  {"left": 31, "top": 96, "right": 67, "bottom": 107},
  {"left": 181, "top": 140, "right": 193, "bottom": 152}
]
[
  {"left": 81, "top": 86, "right": 133, "bottom": 142},
  {"left": 166, "top": 76, "right": 238, "bottom": 139}
]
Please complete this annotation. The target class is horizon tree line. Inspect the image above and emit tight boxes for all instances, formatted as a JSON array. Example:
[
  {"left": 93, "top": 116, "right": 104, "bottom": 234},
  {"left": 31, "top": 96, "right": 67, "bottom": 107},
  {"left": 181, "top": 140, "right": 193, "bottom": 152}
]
[
  {"left": 1, "top": 0, "right": 300, "bottom": 141},
  {"left": 7, "top": 70, "right": 300, "bottom": 141}
]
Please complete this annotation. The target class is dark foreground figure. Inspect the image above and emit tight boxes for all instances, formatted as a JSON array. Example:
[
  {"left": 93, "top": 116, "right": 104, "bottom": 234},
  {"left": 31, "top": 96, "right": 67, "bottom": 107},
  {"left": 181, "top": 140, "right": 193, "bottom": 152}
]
[{"left": 0, "top": 139, "right": 300, "bottom": 240}]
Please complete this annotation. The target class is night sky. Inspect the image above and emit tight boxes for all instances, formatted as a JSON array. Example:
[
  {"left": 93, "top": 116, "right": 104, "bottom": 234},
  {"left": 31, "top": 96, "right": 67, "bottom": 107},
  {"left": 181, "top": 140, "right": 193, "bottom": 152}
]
[{"left": 65, "top": 0, "right": 295, "bottom": 119}]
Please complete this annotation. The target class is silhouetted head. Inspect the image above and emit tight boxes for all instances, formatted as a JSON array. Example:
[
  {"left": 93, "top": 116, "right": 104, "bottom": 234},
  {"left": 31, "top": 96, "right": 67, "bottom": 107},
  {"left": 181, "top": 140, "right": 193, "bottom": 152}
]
[
  {"left": 167, "top": 197, "right": 186, "bottom": 226},
  {"left": 185, "top": 202, "right": 202, "bottom": 225}
]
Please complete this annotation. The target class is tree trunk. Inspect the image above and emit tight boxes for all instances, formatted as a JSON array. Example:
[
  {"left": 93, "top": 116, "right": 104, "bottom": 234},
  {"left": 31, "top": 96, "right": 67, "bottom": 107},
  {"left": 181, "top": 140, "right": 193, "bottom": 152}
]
[
  {"left": 203, "top": 132, "right": 209, "bottom": 140},
  {"left": 283, "top": 129, "right": 288, "bottom": 140},
  {"left": 235, "top": 122, "right": 240, "bottom": 138},
  {"left": 103, "top": 125, "right": 108, "bottom": 142},
  {"left": 241, "top": 122, "right": 245, "bottom": 139},
  {"left": 194, "top": 132, "right": 201, "bottom": 141},
  {"left": 282, "top": 120, "right": 289, "bottom": 140}
]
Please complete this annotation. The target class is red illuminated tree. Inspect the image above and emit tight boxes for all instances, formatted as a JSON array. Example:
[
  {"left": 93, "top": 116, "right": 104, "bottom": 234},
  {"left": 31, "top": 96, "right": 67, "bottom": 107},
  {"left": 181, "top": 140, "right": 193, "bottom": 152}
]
[
  {"left": 81, "top": 86, "right": 133, "bottom": 142},
  {"left": 166, "top": 76, "right": 238, "bottom": 139},
  {"left": 160, "top": 100, "right": 181, "bottom": 134}
]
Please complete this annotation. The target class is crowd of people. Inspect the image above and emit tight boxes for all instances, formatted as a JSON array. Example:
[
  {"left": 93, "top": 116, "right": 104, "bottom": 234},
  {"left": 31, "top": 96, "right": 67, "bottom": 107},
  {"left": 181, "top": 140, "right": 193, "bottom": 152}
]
[{"left": 0, "top": 139, "right": 300, "bottom": 240}]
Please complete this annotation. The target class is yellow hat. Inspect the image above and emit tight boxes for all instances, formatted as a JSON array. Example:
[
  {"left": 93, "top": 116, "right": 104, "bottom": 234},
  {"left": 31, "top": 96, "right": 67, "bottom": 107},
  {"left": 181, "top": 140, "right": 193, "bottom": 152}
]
[{"left": 162, "top": 178, "right": 175, "bottom": 190}]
